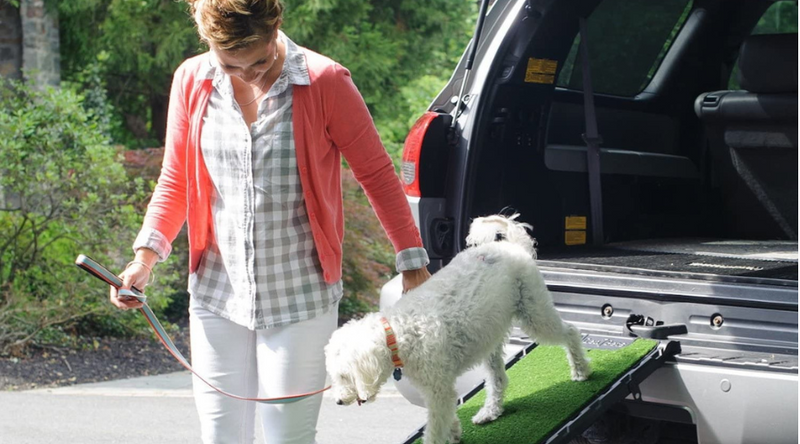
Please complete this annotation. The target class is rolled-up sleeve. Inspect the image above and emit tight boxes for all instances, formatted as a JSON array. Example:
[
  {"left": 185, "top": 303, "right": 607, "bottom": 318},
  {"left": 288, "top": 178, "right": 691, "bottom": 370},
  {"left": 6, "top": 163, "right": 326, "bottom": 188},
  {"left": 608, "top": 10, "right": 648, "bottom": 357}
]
[
  {"left": 132, "top": 227, "right": 173, "bottom": 262},
  {"left": 396, "top": 247, "right": 430, "bottom": 272}
]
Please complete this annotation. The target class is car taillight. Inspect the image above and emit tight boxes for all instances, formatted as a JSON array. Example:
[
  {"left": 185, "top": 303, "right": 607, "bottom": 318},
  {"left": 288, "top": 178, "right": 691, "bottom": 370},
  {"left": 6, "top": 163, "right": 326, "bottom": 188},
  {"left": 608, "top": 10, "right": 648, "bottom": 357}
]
[{"left": 402, "top": 111, "right": 440, "bottom": 197}]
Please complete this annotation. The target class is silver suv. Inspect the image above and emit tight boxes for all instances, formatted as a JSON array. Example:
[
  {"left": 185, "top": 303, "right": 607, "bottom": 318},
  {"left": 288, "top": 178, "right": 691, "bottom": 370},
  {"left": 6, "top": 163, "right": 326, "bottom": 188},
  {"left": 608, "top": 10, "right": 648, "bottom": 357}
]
[{"left": 380, "top": 0, "right": 798, "bottom": 442}]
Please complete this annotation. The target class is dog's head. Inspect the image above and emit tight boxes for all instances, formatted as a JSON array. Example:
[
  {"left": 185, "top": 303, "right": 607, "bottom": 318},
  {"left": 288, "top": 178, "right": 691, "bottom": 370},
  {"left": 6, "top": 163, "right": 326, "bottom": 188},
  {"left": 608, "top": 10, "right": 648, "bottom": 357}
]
[
  {"left": 465, "top": 213, "right": 536, "bottom": 257},
  {"left": 324, "top": 313, "right": 394, "bottom": 406}
]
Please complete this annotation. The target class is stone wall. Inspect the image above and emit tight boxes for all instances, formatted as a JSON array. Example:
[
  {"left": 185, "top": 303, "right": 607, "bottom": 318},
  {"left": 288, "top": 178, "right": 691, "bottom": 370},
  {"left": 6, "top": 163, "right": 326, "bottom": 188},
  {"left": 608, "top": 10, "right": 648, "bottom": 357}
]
[
  {"left": 0, "top": 1, "right": 22, "bottom": 80},
  {"left": 20, "top": 0, "right": 59, "bottom": 86},
  {"left": 0, "top": 0, "right": 59, "bottom": 86}
]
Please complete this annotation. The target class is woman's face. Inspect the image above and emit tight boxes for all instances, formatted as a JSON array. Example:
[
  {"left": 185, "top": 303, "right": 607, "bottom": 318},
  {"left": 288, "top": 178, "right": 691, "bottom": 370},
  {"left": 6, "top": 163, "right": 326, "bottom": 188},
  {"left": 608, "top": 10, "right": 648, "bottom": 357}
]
[{"left": 212, "top": 33, "right": 280, "bottom": 85}]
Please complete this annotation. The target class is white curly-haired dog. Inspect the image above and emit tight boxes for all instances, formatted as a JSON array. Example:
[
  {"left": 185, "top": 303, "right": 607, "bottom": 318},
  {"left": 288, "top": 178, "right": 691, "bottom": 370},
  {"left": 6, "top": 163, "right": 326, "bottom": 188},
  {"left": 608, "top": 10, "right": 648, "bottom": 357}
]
[{"left": 324, "top": 214, "right": 591, "bottom": 444}]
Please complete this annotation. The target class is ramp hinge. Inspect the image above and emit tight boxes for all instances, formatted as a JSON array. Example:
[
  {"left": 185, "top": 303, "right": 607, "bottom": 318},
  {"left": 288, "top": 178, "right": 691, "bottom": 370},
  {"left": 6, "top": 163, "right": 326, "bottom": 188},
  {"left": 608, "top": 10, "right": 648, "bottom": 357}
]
[{"left": 628, "top": 379, "right": 642, "bottom": 401}]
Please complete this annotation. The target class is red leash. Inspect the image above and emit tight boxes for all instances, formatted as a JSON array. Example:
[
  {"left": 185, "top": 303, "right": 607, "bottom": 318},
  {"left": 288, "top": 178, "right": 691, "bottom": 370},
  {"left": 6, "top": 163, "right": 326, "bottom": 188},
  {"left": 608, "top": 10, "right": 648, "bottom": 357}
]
[{"left": 75, "top": 254, "right": 331, "bottom": 404}]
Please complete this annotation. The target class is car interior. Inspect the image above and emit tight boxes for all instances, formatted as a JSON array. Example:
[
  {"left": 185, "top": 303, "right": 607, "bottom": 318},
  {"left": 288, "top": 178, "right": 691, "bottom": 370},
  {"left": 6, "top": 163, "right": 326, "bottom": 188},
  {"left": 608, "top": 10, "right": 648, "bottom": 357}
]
[{"left": 466, "top": 0, "right": 798, "bottom": 282}]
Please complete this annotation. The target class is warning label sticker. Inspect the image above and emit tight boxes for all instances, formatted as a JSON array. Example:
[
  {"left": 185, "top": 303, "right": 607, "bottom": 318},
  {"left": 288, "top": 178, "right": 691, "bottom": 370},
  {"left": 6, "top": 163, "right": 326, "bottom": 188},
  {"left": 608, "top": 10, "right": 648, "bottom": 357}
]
[
  {"left": 565, "top": 230, "right": 587, "bottom": 246},
  {"left": 525, "top": 58, "right": 558, "bottom": 84},
  {"left": 565, "top": 216, "right": 587, "bottom": 230}
]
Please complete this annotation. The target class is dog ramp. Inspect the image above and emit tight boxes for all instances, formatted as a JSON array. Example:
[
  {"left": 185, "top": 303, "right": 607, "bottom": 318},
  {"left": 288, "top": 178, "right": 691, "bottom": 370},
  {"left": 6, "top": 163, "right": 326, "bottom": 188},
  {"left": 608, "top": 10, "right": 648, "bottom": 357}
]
[{"left": 402, "top": 336, "right": 679, "bottom": 444}]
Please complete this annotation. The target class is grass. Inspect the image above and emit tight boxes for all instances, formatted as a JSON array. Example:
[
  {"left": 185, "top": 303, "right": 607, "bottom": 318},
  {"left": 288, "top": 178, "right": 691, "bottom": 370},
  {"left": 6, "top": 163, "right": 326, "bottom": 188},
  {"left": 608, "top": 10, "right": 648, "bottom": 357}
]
[{"left": 412, "top": 339, "right": 658, "bottom": 444}]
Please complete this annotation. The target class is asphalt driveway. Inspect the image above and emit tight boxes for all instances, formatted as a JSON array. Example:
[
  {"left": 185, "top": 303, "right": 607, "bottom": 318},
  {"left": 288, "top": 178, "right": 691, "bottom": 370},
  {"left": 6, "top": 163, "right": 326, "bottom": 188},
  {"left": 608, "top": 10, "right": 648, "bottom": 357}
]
[{"left": 0, "top": 371, "right": 427, "bottom": 443}]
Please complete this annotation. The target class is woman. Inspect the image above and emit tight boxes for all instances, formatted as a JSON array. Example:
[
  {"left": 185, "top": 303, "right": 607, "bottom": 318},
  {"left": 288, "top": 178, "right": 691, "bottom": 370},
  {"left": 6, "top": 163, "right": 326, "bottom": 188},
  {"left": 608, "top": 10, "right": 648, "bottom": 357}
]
[{"left": 109, "top": 0, "right": 431, "bottom": 442}]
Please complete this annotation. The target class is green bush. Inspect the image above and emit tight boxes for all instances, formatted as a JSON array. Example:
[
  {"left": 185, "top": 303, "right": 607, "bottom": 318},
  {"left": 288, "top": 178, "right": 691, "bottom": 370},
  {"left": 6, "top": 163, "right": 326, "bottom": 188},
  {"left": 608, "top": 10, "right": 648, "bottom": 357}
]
[{"left": 0, "top": 78, "right": 165, "bottom": 354}]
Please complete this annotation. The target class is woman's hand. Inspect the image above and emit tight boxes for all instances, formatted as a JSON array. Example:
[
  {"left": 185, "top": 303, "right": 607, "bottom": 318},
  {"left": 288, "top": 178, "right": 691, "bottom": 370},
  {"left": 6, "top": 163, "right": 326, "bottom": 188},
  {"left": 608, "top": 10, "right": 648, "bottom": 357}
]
[
  {"left": 401, "top": 267, "right": 431, "bottom": 294},
  {"left": 109, "top": 250, "right": 157, "bottom": 310},
  {"left": 110, "top": 264, "right": 147, "bottom": 310}
]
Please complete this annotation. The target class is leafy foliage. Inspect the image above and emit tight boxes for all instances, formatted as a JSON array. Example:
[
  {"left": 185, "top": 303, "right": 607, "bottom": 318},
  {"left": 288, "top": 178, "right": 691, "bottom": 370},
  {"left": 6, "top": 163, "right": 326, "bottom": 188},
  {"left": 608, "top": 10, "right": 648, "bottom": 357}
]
[
  {"left": 285, "top": 0, "right": 475, "bottom": 158},
  {"left": 0, "top": 79, "right": 170, "bottom": 354},
  {"left": 57, "top": 0, "right": 475, "bottom": 152},
  {"left": 284, "top": 0, "right": 473, "bottom": 101},
  {"left": 58, "top": 0, "right": 199, "bottom": 146}
]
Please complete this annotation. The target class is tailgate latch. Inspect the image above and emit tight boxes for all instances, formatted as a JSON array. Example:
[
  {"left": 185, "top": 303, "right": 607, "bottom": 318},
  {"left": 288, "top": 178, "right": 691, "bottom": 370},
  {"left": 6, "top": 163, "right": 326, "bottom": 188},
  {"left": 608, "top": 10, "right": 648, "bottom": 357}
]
[{"left": 626, "top": 314, "right": 687, "bottom": 340}]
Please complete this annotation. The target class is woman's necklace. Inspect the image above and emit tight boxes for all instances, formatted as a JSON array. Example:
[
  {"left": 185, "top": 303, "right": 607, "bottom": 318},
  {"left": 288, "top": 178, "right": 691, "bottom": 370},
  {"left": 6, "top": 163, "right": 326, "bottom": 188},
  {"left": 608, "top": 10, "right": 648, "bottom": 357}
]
[{"left": 239, "top": 73, "right": 270, "bottom": 107}]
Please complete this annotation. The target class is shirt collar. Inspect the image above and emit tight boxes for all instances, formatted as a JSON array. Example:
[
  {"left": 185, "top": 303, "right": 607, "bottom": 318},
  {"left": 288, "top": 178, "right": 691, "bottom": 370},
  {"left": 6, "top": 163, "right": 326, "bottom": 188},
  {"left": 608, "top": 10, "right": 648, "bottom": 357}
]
[
  {"left": 208, "top": 31, "right": 309, "bottom": 94},
  {"left": 282, "top": 32, "right": 310, "bottom": 86}
]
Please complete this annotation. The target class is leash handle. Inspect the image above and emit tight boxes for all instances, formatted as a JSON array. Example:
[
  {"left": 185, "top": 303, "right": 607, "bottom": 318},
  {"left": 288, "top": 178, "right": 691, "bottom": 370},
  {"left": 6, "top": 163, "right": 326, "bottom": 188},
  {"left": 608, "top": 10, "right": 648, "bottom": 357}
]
[
  {"left": 76, "top": 254, "right": 146, "bottom": 300},
  {"left": 75, "top": 254, "right": 330, "bottom": 404},
  {"left": 75, "top": 255, "right": 146, "bottom": 303}
]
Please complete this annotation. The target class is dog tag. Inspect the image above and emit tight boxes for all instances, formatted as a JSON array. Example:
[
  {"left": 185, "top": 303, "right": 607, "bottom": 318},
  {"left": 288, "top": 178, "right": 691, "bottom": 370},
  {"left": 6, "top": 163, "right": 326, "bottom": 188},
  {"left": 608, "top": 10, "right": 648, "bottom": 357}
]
[{"left": 393, "top": 368, "right": 403, "bottom": 381}]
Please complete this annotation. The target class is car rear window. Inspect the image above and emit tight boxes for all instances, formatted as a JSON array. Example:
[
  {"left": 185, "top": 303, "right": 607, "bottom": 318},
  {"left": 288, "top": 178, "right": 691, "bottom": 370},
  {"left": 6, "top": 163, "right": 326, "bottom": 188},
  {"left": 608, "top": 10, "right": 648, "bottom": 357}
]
[
  {"left": 752, "top": 0, "right": 798, "bottom": 35},
  {"left": 728, "top": 0, "right": 798, "bottom": 89},
  {"left": 556, "top": 0, "right": 693, "bottom": 97}
]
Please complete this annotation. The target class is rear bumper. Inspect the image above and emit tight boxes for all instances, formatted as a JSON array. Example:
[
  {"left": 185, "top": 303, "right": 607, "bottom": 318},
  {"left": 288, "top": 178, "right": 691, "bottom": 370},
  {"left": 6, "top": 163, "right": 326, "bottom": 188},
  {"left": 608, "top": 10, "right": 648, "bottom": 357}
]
[{"left": 640, "top": 361, "right": 797, "bottom": 444}]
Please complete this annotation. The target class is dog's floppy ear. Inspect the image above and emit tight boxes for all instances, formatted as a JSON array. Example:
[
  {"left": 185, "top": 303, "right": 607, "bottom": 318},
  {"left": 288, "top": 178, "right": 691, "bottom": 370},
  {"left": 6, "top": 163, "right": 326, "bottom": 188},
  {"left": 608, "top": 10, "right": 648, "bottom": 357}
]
[
  {"left": 504, "top": 215, "right": 536, "bottom": 258},
  {"left": 354, "top": 372, "right": 376, "bottom": 402},
  {"left": 348, "top": 314, "right": 394, "bottom": 400},
  {"left": 465, "top": 216, "right": 508, "bottom": 247},
  {"left": 498, "top": 206, "right": 518, "bottom": 217}
]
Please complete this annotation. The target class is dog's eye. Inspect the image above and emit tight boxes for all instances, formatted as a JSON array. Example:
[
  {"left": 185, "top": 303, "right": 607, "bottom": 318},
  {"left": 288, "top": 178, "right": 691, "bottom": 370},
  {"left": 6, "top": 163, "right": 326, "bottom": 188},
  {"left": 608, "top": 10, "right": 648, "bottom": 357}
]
[{"left": 495, "top": 233, "right": 505, "bottom": 241}]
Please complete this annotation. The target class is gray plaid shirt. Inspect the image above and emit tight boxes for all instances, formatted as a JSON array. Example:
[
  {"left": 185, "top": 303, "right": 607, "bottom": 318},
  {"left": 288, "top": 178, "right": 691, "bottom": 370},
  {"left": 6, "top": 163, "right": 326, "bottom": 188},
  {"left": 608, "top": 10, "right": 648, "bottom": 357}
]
[{"left": 135, "top": 34, "right": 428, "bottom": 330}]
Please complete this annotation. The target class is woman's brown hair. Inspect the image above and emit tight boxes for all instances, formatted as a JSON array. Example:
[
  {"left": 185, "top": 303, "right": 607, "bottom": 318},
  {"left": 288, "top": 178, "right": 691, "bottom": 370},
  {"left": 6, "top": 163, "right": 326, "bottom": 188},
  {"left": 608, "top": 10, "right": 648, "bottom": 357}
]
[{"left": 187, "top": 0, "right": 284, "bottom": 51}]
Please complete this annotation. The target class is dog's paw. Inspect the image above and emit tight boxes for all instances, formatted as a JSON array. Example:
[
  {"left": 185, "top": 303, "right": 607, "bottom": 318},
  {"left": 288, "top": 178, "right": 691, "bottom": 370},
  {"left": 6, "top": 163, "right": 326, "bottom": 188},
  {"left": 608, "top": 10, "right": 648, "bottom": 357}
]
[
  {"left": 571, "top": 360, "right": 592, "bottom": 381},
  {"left": 450, "top": 419, "right": 462, "bottom": 443},
  {"left": 471, "top": 405, "right": 504, "bottom": 425}
]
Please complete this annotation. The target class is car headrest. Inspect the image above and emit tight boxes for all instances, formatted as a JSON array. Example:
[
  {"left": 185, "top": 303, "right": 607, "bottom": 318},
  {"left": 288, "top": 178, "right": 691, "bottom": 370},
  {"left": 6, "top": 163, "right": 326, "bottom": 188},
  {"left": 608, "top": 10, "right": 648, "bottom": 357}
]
[{"left": 737, "top": 33, "right": 798, "bottom": 93}]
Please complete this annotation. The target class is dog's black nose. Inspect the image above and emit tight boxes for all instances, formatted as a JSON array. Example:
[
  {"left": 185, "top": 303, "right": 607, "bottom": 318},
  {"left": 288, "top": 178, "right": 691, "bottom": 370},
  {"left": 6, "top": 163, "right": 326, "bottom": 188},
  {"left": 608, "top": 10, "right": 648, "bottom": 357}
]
[{"left": 336, "top": 399, "right": 344, "bottom": 405}]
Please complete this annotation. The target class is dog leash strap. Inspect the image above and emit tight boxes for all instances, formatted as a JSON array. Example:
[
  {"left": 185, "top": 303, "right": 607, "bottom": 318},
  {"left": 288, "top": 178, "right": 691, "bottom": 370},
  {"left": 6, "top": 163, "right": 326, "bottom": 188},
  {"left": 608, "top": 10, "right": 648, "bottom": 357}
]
[{"left": 75, "top": 254, "right": 330, "bottom": 404}]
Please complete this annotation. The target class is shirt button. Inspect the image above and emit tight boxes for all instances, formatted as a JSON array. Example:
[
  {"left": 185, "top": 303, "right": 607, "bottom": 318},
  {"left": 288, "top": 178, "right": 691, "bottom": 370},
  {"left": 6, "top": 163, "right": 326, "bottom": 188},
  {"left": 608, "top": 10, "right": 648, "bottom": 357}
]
[
  {"left": 309, "top": 212, "right": 316, "bottom": 219},
  {"left": 301, "top": 167, "right": 308, "bottom": 174}
]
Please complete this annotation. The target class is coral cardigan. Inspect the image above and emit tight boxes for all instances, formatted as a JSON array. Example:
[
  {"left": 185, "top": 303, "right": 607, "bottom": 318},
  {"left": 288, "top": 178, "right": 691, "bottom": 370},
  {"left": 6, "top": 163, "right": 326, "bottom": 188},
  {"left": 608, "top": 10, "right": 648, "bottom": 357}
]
[{"left": 142, "top": 49, "right": 423, "bottom": 284}]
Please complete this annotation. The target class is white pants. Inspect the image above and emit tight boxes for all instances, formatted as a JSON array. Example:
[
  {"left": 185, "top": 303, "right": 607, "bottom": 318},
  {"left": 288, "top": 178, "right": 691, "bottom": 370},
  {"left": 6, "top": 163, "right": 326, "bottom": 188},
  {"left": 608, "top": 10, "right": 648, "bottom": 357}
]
[{"left": 189, "top": 298, "right": 338, "bottom": 444}]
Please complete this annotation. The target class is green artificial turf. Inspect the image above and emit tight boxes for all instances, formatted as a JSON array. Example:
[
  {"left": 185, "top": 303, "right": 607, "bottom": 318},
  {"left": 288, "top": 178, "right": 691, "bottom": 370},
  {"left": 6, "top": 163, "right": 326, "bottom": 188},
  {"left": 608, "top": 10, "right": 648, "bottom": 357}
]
[{"left": 412, "top": 339, "right": 658, "bottom": 444}]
